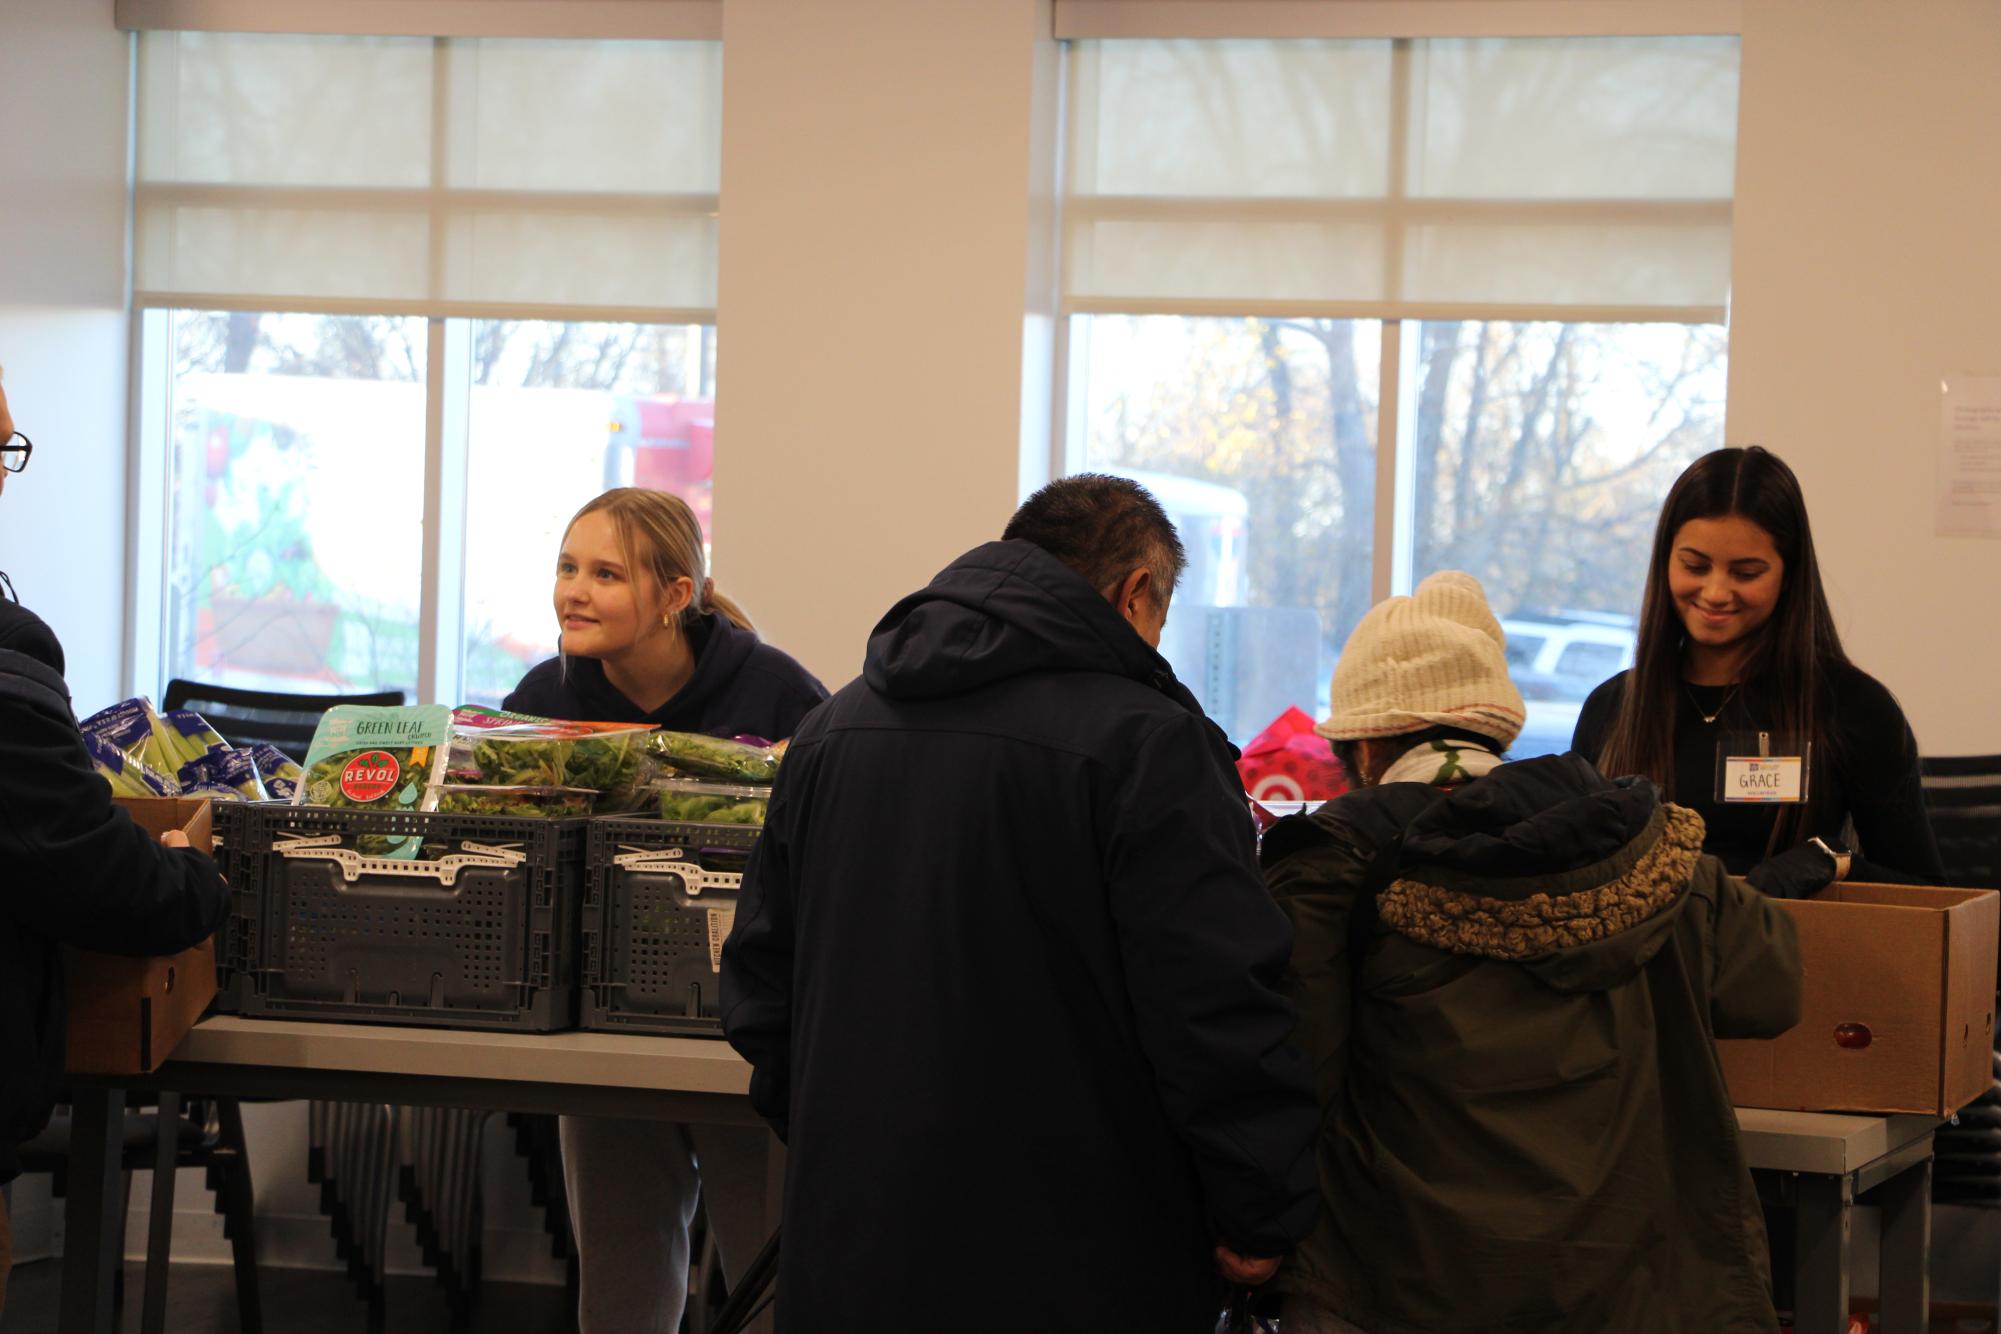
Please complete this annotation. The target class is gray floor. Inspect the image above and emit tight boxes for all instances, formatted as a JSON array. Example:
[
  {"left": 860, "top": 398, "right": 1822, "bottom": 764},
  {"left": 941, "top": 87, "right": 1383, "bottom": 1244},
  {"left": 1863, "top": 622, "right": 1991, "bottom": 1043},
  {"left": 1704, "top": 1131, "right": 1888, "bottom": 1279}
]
[{"left": 0, "top": 1261, "right": 572, "bottom": 1334}]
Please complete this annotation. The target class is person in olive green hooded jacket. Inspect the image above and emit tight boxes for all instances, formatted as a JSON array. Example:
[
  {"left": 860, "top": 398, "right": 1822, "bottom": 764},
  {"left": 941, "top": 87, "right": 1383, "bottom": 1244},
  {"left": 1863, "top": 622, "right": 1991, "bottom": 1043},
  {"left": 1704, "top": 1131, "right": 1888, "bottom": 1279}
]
[{"left": 1262, "top": 571, "right": 1803, "bottom": 1334}]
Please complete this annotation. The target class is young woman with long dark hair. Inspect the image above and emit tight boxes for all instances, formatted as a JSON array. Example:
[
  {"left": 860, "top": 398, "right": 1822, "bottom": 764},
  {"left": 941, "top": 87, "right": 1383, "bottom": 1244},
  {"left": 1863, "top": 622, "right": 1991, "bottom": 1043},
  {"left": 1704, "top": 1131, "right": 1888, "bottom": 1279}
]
[{"left": 1571, "top": 446, "right": 1942, "bottom": 896}]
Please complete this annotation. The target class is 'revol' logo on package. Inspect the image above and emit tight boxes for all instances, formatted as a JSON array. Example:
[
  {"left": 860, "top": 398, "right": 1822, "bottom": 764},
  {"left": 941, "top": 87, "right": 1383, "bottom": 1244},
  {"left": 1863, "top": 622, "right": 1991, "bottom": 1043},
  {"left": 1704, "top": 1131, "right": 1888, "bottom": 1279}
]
[
  {"left": 297, "top": 706, "right": 453, "bottom": 859},
  {"left": 339, "top": 750, "right": 402, "bottom": 802}
]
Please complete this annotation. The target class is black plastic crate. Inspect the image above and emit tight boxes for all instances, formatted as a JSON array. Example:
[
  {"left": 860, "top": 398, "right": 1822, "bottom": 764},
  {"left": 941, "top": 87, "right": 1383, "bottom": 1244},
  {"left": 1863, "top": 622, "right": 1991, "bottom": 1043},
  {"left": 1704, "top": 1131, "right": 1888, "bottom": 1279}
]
[
  {"left": 581, "top": 817, "right": 761, "bottom": 1037},
  {"left": 232, "top": 804, "right": 585, "bottom": 1031},
  {"left": 208, "top": 799, "right": 251, "bottom": 1013}
]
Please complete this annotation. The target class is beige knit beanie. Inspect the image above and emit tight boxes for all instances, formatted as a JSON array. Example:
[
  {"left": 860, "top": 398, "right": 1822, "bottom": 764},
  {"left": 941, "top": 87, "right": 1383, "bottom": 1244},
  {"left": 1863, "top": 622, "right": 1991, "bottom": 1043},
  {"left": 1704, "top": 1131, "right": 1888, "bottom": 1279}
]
[{"left": 1316, "top": 570, "right": 1526, "bottom": 749}]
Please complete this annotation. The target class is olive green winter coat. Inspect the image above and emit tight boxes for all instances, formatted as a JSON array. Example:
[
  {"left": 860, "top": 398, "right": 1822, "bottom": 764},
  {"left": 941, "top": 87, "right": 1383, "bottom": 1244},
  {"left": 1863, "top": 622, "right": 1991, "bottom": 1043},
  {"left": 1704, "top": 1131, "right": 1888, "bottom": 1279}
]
[{"left": 1261, "top": 754, "right": 1802, "bottom": 1334}]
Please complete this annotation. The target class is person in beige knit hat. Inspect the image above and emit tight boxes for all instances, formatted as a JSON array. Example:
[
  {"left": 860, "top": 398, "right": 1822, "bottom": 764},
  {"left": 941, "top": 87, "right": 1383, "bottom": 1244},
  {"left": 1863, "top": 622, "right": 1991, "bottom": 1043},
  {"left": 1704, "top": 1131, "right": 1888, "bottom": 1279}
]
[
  {"left": 1257, "top": 570, "right": 1798, "bottom": 1334},
  {"left": 1315, "top": 569, "right": 1525, "bottom": 791}
]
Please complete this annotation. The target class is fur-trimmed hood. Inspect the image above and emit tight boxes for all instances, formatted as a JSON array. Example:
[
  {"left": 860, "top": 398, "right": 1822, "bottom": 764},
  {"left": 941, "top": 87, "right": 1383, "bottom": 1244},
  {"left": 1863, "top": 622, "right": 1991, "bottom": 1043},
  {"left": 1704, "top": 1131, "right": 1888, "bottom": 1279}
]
[{"left": 1378, "top": 753, "right": 1706, "bottom": 993}]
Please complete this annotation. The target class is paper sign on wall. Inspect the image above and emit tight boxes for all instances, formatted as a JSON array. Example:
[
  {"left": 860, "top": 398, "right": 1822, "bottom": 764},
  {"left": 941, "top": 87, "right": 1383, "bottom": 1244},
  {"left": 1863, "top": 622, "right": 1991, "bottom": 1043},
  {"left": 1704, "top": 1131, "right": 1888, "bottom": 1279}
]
[{"left": 1940, "top": 375, "right": 2001, "bottom": 538}]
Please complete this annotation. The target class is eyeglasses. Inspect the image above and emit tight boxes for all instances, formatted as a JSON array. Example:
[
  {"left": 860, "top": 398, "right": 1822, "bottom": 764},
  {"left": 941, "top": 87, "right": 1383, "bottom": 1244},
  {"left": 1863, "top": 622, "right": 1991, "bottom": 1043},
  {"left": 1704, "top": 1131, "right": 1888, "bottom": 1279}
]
[{"left": 1, "top": 433, "right": 29, "bottom": 474}]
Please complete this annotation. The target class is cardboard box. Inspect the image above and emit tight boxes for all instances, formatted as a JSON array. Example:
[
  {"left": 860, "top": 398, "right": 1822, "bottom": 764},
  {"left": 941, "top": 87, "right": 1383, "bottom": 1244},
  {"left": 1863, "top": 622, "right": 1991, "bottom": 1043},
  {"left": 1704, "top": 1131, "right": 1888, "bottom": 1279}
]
[
  {"left": 1718, "top": 882, "right": 2000, "bottom": 1116},
  {"left": 62, "top": 797, "right": 220, "bottom": 1076}
]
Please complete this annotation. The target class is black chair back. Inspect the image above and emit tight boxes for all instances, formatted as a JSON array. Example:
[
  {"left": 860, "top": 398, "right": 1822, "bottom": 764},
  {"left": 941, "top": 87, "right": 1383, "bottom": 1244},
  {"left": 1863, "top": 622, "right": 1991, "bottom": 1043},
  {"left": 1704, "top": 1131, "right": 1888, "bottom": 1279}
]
[
  {"left": 1921, "top": 754, "right": 2001, "bottom": 890},
  {"left": 161, "top": 678, "right": 407, "bottom": 760},
  {"left": 1923, "top": 755, "right": 2001, "bottom": 1207}
]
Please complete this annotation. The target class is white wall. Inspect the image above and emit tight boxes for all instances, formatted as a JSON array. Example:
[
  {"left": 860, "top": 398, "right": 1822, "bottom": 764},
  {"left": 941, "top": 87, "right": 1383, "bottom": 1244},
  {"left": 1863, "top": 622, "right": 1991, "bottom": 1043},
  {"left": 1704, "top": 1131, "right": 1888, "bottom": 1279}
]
[
  {"left": 713, "top": 0, "right": 1059, "bottom": 688},
  {"left": 1727, "top": 0, "right": 2001, "bottom": 754},
  {"left": 0, "top": 0, "right": 132, "bottom": 715}
]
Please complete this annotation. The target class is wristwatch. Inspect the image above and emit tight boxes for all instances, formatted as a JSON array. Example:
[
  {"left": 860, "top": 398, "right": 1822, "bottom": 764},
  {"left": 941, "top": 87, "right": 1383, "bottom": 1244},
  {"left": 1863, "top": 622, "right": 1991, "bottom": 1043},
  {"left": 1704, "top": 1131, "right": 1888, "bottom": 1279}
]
[{"left": 1808, "top": 836, "right": 1853, "bottom": 883}]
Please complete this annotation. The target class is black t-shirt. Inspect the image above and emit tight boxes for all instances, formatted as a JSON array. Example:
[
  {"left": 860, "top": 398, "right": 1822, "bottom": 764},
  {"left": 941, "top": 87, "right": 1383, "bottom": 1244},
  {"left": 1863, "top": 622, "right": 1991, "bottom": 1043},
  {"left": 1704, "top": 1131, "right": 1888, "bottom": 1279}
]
[{"left": 1572, "top": 664, "right": 1943, "bottom": 882}]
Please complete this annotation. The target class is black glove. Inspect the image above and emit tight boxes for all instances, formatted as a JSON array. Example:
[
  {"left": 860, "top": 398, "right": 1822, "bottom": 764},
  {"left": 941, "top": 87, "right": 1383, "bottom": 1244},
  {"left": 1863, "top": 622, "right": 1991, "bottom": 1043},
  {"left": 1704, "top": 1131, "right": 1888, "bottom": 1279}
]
[{"left": 1746, "top": 841, "right": 1839, "bottom": 899}]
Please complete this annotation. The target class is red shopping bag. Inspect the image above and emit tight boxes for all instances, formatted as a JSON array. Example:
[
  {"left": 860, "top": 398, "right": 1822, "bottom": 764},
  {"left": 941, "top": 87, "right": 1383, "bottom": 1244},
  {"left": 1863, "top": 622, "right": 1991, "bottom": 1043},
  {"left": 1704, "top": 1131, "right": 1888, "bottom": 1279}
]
[{"left": 1236, "top": 706, "right": 1348, "bottom": 804}]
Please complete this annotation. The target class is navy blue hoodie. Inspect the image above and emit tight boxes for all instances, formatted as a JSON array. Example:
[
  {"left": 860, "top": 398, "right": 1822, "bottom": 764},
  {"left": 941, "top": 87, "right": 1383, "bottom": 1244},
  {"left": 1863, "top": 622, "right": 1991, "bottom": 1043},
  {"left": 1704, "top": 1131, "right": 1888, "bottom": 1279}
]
[
  {"left": 0, "top": 608, "right": 229, "bottom": 1181},
  {"left": 721, "top": 540, "right": 1318, "bottom": 1334},
  {"left": 503, "top": 611, "right": 826, "bottom": 739}
]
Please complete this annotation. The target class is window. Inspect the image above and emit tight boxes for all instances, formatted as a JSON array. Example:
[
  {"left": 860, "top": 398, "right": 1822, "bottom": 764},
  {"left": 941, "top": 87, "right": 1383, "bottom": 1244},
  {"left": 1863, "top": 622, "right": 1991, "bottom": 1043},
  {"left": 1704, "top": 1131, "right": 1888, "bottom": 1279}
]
[
  {"left": 163, "top": 312, "right": 429, "bottom": 695},
  {"left": 460, "top": 320, "right": 716, "bottom": 706},
  {"left": 1060, "top": 35, "right": 1738, "bottom": 749},
  {"left": 1072, "top": 315, "right": 1379, "bottom": 737},
  {"left": 131, "top": 32, "right": 722, "bottom": 706}
]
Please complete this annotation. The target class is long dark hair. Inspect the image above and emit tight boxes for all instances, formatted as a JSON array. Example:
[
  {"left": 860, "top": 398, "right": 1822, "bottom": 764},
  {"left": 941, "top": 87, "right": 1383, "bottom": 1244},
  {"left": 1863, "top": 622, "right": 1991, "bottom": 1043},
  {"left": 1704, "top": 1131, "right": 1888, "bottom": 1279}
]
[{"left": 1597, "top": 447, "right": 1850, "bottom": 847}]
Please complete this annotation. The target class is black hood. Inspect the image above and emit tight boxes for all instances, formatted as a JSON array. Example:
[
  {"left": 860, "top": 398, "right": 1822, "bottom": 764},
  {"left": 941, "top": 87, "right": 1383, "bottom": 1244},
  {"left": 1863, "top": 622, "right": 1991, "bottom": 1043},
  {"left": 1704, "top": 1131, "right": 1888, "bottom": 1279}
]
[
  {"left": 558, "top": 612, "right": 760, "bottom": 729},
  {"left": 1398, "top": 753, "right": 1658, "bottom": 883},
  {"left": 866, "top": 540, "right": 1167, "bottom": 698},
  {"left": 1380, "top": 754, "right": 1707, "bottom": 992},
  {"left": 665, "top": 612, "right": 761, "bottom": 722},
  {"left": 0, "top": 599, "right": 64, "bottom": 677},
  {"left": 864, "top": 540, "right": 1237, "bottom": 758}
]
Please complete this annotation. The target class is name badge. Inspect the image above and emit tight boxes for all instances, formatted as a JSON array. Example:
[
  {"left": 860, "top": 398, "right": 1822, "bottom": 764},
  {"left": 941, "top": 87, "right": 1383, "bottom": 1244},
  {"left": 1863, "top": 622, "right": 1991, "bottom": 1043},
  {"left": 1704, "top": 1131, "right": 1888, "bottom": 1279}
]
[{"left": 1721, "top": 755, "right": 1805, "bottom": 803}]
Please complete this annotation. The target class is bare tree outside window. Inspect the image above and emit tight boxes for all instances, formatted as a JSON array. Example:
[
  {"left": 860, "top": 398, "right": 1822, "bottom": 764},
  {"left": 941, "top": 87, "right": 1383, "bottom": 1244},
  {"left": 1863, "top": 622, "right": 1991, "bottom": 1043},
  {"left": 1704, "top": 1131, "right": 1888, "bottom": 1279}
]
[{"left": 1074, "top": 315, "right": 1723, "bottom": 748}]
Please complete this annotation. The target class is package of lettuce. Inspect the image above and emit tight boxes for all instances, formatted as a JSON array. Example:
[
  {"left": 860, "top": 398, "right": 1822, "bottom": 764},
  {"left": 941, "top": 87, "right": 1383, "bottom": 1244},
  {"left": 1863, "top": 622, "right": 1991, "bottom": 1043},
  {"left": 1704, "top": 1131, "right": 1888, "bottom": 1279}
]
[
  {"left": 434, "top": 784, "right": 598, "bottom": 819},
  {"left": 653, "top": 777, "right": 770, "bottom": 826},
  {"left": 647, "top": 730, "right": 781, "bottom": 784},
  {"left": 446, "top": 707, "right": 655, "bottom": 810},
  {"left": 297, "top": 707, "right": 451, "bottom": 859}
]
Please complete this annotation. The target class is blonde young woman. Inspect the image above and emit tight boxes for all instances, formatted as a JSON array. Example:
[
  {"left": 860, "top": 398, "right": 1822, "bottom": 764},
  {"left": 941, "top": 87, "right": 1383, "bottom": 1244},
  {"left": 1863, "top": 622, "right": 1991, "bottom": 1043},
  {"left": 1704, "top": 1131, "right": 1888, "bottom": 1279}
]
[{"left": 505, "top": 487, "right": 825, "bottom": 1334}]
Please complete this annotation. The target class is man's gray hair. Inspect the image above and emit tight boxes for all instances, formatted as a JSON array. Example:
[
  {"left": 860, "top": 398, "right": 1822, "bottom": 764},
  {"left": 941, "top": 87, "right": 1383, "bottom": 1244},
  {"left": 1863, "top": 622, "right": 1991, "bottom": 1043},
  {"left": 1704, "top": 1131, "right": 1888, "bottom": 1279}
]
[{"left": 1002, "top": 474, "right": 1186, "bottom": 600}]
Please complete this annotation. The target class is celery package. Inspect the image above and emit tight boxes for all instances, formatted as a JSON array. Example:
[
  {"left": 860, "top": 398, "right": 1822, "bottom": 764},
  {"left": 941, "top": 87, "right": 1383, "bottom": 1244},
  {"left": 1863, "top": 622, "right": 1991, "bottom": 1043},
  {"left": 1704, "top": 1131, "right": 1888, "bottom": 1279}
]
[
  {"left": 250, "top": 744, "right": 305, "bottom": 801},
  {"left": 298, "top": 704, "right": 451, "bottom": 819},
  {"left": 77, "top": 697, "right": 246, "bottom": 799},
  {"left": 177, "top": 746, "right": 269, "bottom": 802},
  {"left": 83, "top": 734, "right": 178, "bottom": 799},
  {"left": 446, "top": 707, "right": 655, "bottom": 812}
]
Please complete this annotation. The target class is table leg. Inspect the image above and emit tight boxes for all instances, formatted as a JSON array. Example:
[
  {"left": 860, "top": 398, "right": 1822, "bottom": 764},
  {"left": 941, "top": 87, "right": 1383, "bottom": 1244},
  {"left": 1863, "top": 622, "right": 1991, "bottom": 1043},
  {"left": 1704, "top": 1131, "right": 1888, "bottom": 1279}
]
[
  {"left": 1794, "top": 1172, "right": 1853, "bottom": 1334},
  {"left": 140, "top": 1091, "right": 180, "bottom": 1334},
  {"left": 1877, "top": 1156, "right": 1932, "bottom": 1334},
  {"left": 58, "top": 1087, "right": 126, "bottom": 1334},
  {"left": 750, "top": 1136, "right": 784, "bottom": 1334}
]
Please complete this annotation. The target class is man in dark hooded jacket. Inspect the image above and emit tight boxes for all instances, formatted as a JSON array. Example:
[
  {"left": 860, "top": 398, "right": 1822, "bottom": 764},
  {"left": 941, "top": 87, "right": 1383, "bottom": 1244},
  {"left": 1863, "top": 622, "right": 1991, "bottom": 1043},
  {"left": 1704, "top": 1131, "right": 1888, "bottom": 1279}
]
[
  {"left": 721, "top": 474, "right": 1319, "bottom": 1333},
  {"left": 0, "top": 373, "right": 230, "bottom": 1309}
]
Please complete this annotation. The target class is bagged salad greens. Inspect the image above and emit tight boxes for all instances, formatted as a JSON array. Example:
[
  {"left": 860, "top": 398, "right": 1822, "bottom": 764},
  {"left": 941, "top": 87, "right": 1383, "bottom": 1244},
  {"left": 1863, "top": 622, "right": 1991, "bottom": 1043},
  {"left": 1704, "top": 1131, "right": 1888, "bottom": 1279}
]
[
  {"left": 445, "top": 707, "right": 655, "bottom": 813},
  {"left": 435, "top": 785, "right": 598, "bottom": 819},
  {"left": 654, "top": 777, "right": 770, "bottom": 826},
  {"left": 298, "top": 703, "right": 449, "bottom": 826},
  {"left": 647, "top": 730, "right": 781, "bottom": 784}
]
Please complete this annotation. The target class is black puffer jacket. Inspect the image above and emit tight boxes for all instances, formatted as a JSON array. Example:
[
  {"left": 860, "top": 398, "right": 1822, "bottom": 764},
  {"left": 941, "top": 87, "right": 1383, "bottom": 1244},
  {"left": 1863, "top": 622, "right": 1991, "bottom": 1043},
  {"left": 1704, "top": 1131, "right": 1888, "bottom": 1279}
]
[
  {"left": 0, "top": 613, "right": 229, "bottom": 1182},
  {"left": 1263, "top": 755, "right": 1802, "bottom": 1334},
  {"left": 722, "top": 540, "right": 1318, "bottom": 1334}
]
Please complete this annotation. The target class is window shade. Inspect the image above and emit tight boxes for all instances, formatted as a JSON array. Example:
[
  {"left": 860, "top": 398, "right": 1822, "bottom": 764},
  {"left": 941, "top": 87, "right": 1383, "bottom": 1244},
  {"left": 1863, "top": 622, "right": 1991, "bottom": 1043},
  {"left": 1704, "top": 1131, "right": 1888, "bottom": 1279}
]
[
  {"left": 1063, "top": 36, "right": 1738, "bottom": 321},
  {"left": 135, "top": 31, "right": 722, "bottom": 320}
]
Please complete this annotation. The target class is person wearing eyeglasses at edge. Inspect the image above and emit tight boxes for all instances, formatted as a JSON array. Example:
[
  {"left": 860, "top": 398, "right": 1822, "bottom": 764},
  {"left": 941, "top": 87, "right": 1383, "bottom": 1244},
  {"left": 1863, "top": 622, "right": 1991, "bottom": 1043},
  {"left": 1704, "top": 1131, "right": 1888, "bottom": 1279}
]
[
  {"left": 0, "top": 369, "right": 230, "bottom": 1316},
  {"left": 1571, "top": 446, "right": 1944, "bottom": 900},
  {"left": 501, "top": 486, "right": 827, "bottom": 1334}
]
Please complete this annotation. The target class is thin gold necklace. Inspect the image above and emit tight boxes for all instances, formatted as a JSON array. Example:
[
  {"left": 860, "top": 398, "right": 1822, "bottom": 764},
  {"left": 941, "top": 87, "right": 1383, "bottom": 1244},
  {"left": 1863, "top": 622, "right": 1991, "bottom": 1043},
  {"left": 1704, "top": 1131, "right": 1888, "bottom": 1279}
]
[{"left": 1684, "top": 681, "right": 1739, "bottom": 725}]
